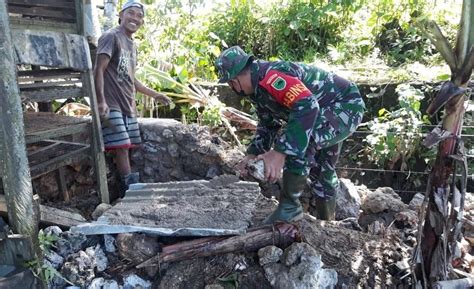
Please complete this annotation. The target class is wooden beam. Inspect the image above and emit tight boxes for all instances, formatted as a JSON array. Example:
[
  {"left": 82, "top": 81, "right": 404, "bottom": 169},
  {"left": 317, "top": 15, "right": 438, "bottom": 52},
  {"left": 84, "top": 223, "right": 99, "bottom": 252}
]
[
  {"left": 8, "top": 0, "right": 74, "bottom": 9},
  {"left": 21, "top": 87, "right": 84, "bottom": 103},
  {"left": 25, "top": 122, "right": 89, "bottom": 144},
  {"left": 9, "top": 17, "right": 76, "bottom": 33},
  {"left": 8, "top": 5, "right": 75, "bottom": 22},
  {"left": 82, "top": 71, "right": 109, "bottom": 204},
  {"left": 0, "top": 0, "right": 38, "bottom": 243},
  {"left": 0, "top": 195, "right": 87, "bottom": 228}
]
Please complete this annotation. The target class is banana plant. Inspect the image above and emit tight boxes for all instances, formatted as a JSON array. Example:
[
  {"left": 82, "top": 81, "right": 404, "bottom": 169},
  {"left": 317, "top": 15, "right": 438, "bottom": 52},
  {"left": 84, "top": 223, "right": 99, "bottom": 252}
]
[
  {"left": 138, "top": 64, "right": 257, "bottom": 146},
  {"left": 412, "top": 1, "right": 473, "bottom": 287}
]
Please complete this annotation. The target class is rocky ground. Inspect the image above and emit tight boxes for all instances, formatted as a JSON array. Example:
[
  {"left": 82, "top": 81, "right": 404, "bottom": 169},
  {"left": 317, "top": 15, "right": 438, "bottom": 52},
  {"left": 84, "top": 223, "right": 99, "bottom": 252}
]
[{"left": 22, "top": 119, "right": 474, "bottom": 288}]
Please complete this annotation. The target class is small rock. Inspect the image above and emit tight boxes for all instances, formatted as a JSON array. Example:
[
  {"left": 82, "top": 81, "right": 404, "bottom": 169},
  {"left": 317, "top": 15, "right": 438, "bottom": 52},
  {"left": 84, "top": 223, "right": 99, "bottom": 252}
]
[
  {"left": 408, "top": 193, "right": 425, "bottom": 211},
  {"left": 44, "top": 250, "right": 64, "bottom": 269},
  {"left": 394, "top": 210, "right": 418, "bottom": 227},
  {"left": 283, "top": 242, "right": 319, "bottom": 267},
  {"left": 91, "top": 203, "right": 112, "bottom": 220},
  {"left": 56, "top": 232, "right": 88, "bottom": 257},
  {"left": 85, "top": 245, "right": 108, "bottom": 272},
  {"left": 263, "top": 262, "right": 287, "bottom": 287},
  {"left": 162, "top": 129, "right": 174, "bottom": 139},
  {"left": 103, "top": 235, "right": 116, "bottom": 253},
  {"left": 43, "top": 226, "right": 62, "bottom": 237},
  {"left": 61, "top": 250, "right": 95, "bottom": 287},
  {"left": 368, "top": 220, "right": 386, "bottom": 235},
  {"left": 247, "top": 159, "right": 265, "bottom": 182},
  {"left": 167, "top": 142, "right": 180, "bottom": 158},
  {"left": 206, "top": 165, "right": 221, "bottom": 179},
  {"left": 123, "top": 274, "right": 152, "bottom": 289},
  {"left": 116, "top": 233, "right": 161, "bottom": 263},
  {"left": 336, "top": 178, "right": 361, "bottom": 220},
  {"left": 87, "top": 278, "right": 119, "bottom": 289},
  {"left": 258, "top": 246, "right": 283, "bottom": 266}
]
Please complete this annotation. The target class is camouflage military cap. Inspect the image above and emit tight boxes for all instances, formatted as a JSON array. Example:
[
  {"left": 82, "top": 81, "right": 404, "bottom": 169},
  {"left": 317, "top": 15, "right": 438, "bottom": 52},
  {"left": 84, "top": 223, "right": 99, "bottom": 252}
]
[{"left": 215, "top": 46, "right": 254, "bottom": 83}]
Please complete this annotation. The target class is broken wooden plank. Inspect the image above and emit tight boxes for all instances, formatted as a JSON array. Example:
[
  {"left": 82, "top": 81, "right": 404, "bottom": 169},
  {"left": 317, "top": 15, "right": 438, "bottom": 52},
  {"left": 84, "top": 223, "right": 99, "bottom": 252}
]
[
  {"left": 39, "top": 204, "right": 86, "bottom": 227},
  {"left": 0, "top": 195, "right": 87, "bottom": 228}
]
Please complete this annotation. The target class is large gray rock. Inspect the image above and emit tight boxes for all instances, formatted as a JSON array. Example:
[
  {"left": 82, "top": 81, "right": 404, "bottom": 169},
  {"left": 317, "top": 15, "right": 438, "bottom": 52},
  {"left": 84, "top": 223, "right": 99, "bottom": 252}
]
[
  {"left": 336, "top": 178, "right": 361, "bottom": 220},
  {"left": 361, "top": 187, "right": 407, "bottom": 214}
]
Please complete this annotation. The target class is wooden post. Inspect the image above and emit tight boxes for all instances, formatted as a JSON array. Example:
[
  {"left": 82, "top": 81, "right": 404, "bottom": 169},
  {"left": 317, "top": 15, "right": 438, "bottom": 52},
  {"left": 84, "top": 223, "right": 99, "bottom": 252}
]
[
  {"left": 0, "top": 0, "right": 38, "bottom": 244},
  {"left": 83, "top": 70, "right": 110, "bottom": 204}
]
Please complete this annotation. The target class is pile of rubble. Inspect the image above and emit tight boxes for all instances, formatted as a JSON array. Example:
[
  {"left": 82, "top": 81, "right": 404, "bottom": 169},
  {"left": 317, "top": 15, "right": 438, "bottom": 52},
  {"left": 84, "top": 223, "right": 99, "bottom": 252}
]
[
  {"left": 33, "top": 176, "right": 474, "bottom": 288},
  {"left": 20, "top": 119, "right": 473, "bottom": 288}
]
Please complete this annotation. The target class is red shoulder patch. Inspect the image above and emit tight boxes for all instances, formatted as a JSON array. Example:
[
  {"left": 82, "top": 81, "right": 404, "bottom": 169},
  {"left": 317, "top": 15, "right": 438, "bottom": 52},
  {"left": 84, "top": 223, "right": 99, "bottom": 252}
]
[{"left": 259, "top": 70, "right": 312, "bottom": 108}]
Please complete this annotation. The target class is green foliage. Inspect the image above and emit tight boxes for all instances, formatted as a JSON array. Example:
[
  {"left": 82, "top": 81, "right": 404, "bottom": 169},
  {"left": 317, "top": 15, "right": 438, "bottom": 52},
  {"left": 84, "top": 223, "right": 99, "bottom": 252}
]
[
  {"left": 201, "top": 103, "right": 224, "bottom": 127},
  {"left": 135, "top": 1, "right": 221, "bottom": 82},
  {"left": 209, "top": 0, "right": 266, "bottom": 56},
  {"left": 25, "top": 259, "right": 70, "bottom": 285},
  {"left": 38, "top": 229, "right": 58, "bottom": 253},
  {"left": 25, "top": 230, "right": 72, "bottom": 285},
  {"left": 363, "top": 84, "right": 433, "bottom": 170},
  {"left": 267, "top": 0, "right": 363, "bottom": 60},
  {"left": 131, "top": 0, "right": 460, "bottom": 86}
]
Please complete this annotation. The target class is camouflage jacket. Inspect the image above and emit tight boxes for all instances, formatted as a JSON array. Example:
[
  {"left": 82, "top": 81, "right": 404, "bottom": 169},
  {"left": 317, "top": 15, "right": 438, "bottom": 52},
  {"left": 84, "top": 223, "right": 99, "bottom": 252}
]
[{"left": 246, "top": 60, "right": 362, "bottom": 158}]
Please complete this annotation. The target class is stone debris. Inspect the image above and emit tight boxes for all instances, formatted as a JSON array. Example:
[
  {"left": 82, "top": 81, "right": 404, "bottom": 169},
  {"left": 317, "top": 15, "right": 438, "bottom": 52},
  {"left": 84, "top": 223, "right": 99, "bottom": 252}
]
[
  {"left": 91, "top": 203, "right": 112, "bottom": 221},
  {"left": 259, "top": 242, "right": 338, "bottom": 289},
  {"left": 408, "top": 193, "right": 425, "bottom": 211},
  {"left": 122, "top": 274, "right": 152, "bottom": 289},
  {"left": 116, "top": 233, "right": 161, "bottom": 264},
  {"left": 247, "top": 159, "right": 266, "bottom": 182},
  {"left": 336, "top": 178, "right": 362, "bottom": 220},
  {"left": 86, "top": 278, "right": 119, "bottom": 289},
  {"left": 258, "top": 245, "right": 283, "bottom": 266}
]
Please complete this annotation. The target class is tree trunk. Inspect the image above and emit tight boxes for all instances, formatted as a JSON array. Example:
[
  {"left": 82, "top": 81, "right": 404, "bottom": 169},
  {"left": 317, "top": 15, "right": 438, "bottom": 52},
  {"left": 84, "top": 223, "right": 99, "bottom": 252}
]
[
  {"left": 137, "top": 223, "right": 301, "bottom": 268},
  {"left": 415, "top": 0, "right": 473, "bottom": 286}
]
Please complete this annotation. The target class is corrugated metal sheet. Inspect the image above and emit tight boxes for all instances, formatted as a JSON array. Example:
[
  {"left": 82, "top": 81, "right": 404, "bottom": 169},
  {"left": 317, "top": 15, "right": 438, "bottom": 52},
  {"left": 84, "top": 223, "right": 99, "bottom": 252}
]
[{"left": 72, "top": 176, "right": 261, "bottom": 237}]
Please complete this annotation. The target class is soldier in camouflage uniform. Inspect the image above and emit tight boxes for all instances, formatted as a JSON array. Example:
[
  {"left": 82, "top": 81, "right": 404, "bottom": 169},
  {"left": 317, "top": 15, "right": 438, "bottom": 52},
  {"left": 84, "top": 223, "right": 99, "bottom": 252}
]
[{"left": 216, "top": 46, "right": 365, "bottom": 223}]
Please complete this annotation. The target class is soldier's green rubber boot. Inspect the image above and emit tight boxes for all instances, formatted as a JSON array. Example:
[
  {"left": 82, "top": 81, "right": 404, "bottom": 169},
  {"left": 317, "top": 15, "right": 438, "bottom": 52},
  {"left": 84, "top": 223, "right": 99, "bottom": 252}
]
[
  {"left": 313, "top": 195, "right": 336, "bottom": 221},
  {"left": 263, "top": 171, "right": 306, "bottom": 224}
]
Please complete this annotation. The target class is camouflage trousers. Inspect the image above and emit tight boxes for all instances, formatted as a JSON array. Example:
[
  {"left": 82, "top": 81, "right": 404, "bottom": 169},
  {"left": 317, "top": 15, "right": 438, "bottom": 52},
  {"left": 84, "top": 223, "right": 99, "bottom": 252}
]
[{"left": 285, "top": 86, "right": 364, "bottom": 200}]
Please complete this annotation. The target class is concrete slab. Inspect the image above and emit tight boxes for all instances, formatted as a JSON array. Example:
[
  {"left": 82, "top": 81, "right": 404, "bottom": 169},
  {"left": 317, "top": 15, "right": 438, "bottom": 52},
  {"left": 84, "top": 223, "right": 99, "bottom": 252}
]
[{"left": 72, "top": 175, "right": 261, "bottom": 237}]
